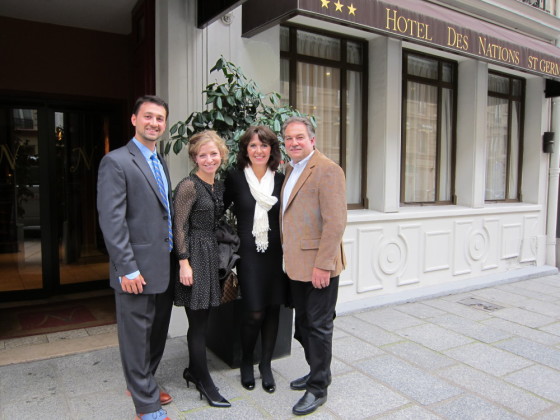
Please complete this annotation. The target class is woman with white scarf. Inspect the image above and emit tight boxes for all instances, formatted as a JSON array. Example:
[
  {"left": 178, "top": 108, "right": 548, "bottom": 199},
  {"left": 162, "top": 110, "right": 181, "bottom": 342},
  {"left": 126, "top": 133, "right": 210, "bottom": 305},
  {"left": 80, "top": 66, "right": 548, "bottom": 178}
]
[{"left": 224, "top": 126, "right": 287, "bottom": 394}]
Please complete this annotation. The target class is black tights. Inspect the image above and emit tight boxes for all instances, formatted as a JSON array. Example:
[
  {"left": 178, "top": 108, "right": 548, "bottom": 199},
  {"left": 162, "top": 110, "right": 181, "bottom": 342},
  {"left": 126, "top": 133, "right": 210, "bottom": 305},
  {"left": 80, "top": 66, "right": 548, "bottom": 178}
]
[
  {"left": 241, "top": 304, "right": 280, "bottom": 376},
  {"left": 185, "top": 308, "right": 221, "bottom": 399}
]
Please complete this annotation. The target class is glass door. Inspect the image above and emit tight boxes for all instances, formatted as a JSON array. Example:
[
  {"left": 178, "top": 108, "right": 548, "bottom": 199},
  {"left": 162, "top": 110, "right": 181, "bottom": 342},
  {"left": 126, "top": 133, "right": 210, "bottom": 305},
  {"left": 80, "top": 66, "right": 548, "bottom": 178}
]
[
  {"left": 54, "top": 110, "right": 111, "bottom": 286},
  {"left": 0, "top": 107, "right": 42, "bottom": 292},
  {"left": 0, "top": 102, "right": 123, "bottom": 297}
]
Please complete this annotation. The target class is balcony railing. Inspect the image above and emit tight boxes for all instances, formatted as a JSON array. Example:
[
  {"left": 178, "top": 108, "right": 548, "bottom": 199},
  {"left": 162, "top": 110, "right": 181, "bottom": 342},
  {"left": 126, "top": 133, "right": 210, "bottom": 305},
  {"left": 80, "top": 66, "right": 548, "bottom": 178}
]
[{"left": 519, "top": 0, "right": 552, "bottom": 13}]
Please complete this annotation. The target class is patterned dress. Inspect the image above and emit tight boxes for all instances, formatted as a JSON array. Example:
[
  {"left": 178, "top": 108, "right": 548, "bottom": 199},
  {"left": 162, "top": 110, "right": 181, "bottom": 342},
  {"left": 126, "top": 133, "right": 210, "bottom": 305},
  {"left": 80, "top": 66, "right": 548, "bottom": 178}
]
[{"left": 173, "top": 174, "right": 224, "bottom": 310}]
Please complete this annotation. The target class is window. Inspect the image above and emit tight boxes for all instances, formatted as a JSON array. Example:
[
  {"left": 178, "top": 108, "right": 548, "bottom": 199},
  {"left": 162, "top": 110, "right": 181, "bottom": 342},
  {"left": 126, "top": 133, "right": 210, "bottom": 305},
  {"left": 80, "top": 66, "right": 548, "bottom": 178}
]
[
  {"left": 485, "top": 72, "right": 524, "bottom": 201},
  {"left": 401, "top": 51, "right": 457, "bottom": 204},
  {"left": 280, "top": 26, "right": 367, "bottom": 208}
]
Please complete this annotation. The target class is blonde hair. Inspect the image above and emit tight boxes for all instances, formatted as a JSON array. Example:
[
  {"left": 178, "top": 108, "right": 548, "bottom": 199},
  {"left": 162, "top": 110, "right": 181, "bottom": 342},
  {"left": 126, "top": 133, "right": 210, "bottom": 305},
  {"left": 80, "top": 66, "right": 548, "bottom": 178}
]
[{"left": 188, "top": 130, "right": 228, "bottom": 165}]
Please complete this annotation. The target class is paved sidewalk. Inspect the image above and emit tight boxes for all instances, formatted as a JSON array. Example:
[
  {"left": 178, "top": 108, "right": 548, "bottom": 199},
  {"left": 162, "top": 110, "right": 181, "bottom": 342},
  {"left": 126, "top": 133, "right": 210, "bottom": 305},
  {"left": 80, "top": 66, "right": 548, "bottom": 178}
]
[{"left": 1, "top": 274, "right": 560, "bottom": 419}]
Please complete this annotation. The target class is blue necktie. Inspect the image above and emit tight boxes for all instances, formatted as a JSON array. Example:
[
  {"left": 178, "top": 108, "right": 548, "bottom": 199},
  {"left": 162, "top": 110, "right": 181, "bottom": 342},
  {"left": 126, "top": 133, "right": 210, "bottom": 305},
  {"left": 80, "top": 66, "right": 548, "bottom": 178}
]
[{"left": 150, "top": 153, "right": 173, "bottom": 251}]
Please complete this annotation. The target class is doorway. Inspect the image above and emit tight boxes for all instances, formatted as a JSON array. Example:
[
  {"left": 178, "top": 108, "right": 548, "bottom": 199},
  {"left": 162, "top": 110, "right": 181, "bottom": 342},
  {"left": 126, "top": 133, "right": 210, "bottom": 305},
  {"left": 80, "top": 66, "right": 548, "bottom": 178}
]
[{"left": 0, "top": 99, "right": 125, "bottom": 300}]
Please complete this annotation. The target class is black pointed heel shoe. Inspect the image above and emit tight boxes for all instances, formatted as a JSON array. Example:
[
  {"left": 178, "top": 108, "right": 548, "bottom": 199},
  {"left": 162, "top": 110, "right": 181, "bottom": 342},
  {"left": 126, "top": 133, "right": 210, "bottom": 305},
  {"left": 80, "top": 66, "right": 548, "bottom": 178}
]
[
  {"left": 259, "top": 364, "right": 276, "bottom": 394},
  {"left": 183, "top": 368, "right": 200, "bottom": 388},
  {"left": 196, "top": 382, "right": 231, "bottom": 408},
  {"left": 240, "top": 362, "right": 255, "bottom": 390}
]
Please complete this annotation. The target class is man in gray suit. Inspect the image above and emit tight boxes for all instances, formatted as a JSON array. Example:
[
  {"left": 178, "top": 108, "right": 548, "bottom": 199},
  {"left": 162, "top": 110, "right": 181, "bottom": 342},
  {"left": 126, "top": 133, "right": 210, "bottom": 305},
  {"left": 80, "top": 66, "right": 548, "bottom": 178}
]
[{"left": 97, "top": 95, "right": 174, "bottom": 420}]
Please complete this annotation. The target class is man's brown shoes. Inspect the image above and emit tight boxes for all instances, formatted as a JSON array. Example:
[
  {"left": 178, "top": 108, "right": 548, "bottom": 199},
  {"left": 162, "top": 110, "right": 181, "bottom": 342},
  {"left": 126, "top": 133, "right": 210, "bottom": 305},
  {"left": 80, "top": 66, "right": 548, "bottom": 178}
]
[{"left": 125, "top": 389, "right": 173, "bottom": 405}]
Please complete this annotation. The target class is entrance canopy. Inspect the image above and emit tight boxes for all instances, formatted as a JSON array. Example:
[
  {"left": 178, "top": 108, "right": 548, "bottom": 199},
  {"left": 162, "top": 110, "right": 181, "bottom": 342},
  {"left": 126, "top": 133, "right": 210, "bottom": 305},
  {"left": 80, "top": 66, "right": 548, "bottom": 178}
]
[{"left": 243, "top": 0, "right": 560, "bottom": 81}]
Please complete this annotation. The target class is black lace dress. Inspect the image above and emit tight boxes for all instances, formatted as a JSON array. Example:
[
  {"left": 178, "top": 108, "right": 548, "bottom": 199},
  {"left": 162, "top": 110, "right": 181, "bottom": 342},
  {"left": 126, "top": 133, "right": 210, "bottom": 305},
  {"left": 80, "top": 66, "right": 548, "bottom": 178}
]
[{"left": 173, "top": 174, "right": 224, "bottom": 310}]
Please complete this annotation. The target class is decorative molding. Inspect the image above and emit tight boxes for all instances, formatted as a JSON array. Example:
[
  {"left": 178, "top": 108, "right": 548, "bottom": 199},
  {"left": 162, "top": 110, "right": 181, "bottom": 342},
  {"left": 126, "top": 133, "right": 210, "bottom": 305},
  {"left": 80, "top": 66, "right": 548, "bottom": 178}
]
[
  {"left": 502, "top": 223, "right": 522, "bottom": 259},
  {"left": 397, "top": 223, "right": 421, "bottom": 286},
  {"left": 357, "top": 227, "right": 383, "bottom": 293},
  {"left": 424, "top": 230, "right": 451, "bottom": 273},
  {"left": 340, "top": 237, "right": 355, "bottom": 287}
]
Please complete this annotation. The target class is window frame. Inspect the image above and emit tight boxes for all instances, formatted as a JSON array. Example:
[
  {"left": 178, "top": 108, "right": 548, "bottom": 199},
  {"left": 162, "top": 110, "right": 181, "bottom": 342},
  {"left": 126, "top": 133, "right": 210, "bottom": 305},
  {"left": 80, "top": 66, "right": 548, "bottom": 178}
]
[
  {"left": 485, "top": 70, "right": 525, "bottom": 203},
  {"left": 280, "top": 24, "right": 369, "bottom": 209},
  {"left": 401, "top": 49, "right": 458, "bottom": 206}
]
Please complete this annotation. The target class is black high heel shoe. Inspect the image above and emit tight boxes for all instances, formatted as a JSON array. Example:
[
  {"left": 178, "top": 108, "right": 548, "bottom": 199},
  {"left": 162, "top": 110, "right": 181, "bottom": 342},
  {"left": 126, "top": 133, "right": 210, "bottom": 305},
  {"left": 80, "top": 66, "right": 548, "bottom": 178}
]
[
  {"left": 183, "top": 368, "right": 200, "bottom": 388},
  {"left": 240, "top": 362, "right": 255, "bottom": 390},
  {"left": 259, "top": 363, "right": 276, "bottom": 394},
  {"left": 196, "top": 382, "right": 231, "bottom": 408}
]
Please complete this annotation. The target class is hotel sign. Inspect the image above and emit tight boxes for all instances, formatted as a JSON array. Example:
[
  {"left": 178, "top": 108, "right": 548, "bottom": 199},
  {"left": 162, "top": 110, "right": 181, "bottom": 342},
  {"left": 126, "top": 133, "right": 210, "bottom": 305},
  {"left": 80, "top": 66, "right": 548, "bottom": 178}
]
[{"left": 243, "top": 0, "right": 560, "bottom": 81}]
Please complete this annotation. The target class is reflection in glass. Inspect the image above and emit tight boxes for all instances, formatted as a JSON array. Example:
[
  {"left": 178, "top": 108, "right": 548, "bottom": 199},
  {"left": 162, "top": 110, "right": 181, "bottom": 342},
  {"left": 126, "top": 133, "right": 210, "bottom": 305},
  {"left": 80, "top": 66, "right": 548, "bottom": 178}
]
[
  {"left": 297, "top": 63, "right": 341, "bottom": 164},
  {"left": 55, "top": 111, "right": 109, "bottom": 286},
  {"left": 0, "top": 108, "right": 42, "bottom": 291},
  {"left": 405, "top": 82, "right": 438, "bottom": 202}
]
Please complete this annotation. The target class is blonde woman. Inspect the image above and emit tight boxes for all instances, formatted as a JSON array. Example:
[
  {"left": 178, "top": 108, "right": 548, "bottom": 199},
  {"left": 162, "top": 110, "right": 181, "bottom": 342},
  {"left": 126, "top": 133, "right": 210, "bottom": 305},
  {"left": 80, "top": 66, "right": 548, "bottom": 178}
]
[{"left": 173, "top": 130, "right": 231, "bottom": 408}]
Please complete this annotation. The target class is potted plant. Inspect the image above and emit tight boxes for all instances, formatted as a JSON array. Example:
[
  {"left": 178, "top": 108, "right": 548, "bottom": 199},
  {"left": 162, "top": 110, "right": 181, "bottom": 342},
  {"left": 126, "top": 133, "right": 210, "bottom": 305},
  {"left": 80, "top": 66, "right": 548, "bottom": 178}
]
[{"left": 166, "top": 56, "right": 315, "bottom": 174}]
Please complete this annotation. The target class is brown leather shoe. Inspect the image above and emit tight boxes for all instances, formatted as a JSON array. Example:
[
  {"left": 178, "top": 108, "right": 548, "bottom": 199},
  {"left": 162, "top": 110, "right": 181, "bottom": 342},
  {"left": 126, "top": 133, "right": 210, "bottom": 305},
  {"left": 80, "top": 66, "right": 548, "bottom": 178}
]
[
  {"left": 126, "top": 389, "right": 173, "bottom": 405},
  {"left": 159, "top": 391, "right": 173, "bottom": 405}
]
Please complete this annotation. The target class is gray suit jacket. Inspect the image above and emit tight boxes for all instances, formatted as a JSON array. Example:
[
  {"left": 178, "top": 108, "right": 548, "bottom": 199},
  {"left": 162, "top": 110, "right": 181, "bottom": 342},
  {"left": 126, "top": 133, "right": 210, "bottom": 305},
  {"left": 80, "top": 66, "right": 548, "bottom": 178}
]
[{"left": 97, "top": 140, "right": 173, "bottom": 294}]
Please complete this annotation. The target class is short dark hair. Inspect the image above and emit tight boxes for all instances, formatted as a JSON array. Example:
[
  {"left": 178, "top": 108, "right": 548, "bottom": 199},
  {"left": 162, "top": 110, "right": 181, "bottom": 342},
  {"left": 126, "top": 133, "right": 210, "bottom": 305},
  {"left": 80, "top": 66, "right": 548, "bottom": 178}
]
[
  {"left": 282, "top": 116, "right": 315, "bottom": 139},
  {"left": 236, "top": 126, "right": 282, "bottom": 171},
  {"left": 132, "top": 95, "right": 169, "bottom": 120}
]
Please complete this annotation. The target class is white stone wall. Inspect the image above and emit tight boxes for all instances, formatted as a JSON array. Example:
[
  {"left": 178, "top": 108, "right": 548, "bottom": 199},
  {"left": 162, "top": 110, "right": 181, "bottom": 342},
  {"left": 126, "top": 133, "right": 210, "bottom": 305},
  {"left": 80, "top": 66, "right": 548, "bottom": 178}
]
[{"left": 339, "top": 205, "right": 545, "bottom": 312}]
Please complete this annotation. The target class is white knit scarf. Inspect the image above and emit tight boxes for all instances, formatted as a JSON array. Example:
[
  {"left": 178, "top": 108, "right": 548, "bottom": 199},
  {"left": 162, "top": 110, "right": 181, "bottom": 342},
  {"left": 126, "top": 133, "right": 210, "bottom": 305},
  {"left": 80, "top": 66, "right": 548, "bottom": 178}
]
[{"left": 243, "top": 166, "right": 277, "bottom": 252}]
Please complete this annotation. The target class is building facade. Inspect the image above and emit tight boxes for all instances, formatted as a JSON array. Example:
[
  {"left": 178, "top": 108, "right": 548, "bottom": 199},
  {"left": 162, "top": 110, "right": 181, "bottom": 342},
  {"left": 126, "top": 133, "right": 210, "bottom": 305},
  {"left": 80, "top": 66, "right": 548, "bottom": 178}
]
[
  {"left": 1, "top": 1, "right": 560, "bottom": 336},
  {"left": 158, "top": 0, "right": 560, "bottom": 333}
]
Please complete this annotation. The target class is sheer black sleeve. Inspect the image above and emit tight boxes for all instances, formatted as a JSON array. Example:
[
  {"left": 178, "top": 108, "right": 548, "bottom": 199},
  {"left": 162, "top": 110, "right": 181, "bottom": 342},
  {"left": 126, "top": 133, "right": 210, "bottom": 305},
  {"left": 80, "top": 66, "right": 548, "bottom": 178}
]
[{"left": 173, "top": 177, "right": 196, "bottom": 260}]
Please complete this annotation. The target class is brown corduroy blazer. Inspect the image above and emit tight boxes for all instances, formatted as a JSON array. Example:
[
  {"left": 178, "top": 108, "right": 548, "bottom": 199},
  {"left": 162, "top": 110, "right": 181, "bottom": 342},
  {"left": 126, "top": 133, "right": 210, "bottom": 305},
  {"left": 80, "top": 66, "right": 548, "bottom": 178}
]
[{"left": 281, "top": 150, "right": 347, "bottom": 282}]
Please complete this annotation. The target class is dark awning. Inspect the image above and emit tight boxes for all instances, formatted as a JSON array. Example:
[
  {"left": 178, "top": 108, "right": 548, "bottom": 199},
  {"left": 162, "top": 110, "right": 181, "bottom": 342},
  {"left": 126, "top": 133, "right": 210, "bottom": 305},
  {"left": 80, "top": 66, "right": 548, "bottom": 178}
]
[
  {"left": 243, "top": 0, "right": 560, "bottom": 81},
  {"left": 198, "top": 0, "right": 248, "bottom": 28}
]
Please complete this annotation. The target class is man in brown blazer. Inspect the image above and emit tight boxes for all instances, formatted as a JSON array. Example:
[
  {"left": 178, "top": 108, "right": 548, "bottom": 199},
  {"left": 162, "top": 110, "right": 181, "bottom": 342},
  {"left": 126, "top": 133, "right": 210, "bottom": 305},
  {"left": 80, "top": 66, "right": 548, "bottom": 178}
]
[{"left": 280, "top": 116, "right": 347, "bottom": 416}]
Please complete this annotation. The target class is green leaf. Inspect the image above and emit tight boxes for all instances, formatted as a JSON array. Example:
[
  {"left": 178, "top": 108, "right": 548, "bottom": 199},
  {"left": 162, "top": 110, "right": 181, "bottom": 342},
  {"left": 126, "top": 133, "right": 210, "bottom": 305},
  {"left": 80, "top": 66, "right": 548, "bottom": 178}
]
[
  {"left": 173, "top": 140, "right": 183, "bottom": 154},
  {"left": 273, "top": 119, "right": 281, "bottom": 132},
  {"left": 224, "top": 115, "right": 234, "bottom": 126},
  {"left": 215, "top": 111, "right": 224, "bottom": 121},
  {"left": 215, "top": 96, "right": 223, "bottom": 109}
]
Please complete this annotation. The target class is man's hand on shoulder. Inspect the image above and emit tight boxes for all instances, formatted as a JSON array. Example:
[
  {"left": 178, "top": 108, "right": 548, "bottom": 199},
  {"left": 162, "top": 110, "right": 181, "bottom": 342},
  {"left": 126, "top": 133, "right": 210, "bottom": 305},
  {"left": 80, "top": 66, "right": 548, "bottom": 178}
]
[
  {"left": 121, "top": 273, "right": 147, "bottom": 294},
  {"left": 311, "top": 267, "right": 331, "bottom": 289}
]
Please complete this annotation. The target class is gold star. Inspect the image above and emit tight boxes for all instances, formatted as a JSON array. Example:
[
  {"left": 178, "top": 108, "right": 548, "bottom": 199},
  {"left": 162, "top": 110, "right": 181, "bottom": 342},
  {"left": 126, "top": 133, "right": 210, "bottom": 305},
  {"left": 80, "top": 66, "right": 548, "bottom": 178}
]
[
  {"left": 334, "top": 0, "right": 344, "bottom": 12},
  {"left": 348, "top": 3, "right": 357, "bottom": 15},
  {"left": 320, "top": 0, "right": 330, "bottom": 8}
]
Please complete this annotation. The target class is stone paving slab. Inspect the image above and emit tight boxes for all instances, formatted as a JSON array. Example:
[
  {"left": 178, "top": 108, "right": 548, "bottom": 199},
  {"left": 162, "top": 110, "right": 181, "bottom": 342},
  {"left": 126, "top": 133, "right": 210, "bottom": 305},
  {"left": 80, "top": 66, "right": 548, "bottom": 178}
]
[
  {"left": 436, "top": 363, "right": 553, "bottom": 417},
  {"left": 1, "top": 273, "right": 560, "bottom": 420},
  {"left": 496, "top": 337, "right": 560, "bottom": 370},
  {"left": 481, "top": 317, "right": 560, "bottom": 346},
  {"left": 429, "top": 313, "right": 513, "bottom": 343},
  {"left": 396, "top": 323, "right": 474, "bottom": 351},
  {"left": 443, "top": 342, "right": 533, "bottom": 376},
  {"left": 505, "top": 364, "right": 560, "bottom": 404},
  {"left": 492, "top": 307, "right": 557, "bottom": 328},
  {"left": 431, "top": 395, "right": 523, "bottom": 420},
  {"left": 356, "top": 355, "right": 462, "bottom": 405},
  {"left": 380, "top": 341, "right": 457, "bottom": 371}
]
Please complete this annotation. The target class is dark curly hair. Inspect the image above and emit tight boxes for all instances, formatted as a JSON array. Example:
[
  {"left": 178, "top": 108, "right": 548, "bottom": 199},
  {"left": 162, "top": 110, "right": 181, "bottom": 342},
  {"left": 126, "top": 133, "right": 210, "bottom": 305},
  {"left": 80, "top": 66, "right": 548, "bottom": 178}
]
[{"left": 236, "top": 126, "right": 281, "bottom": 171}]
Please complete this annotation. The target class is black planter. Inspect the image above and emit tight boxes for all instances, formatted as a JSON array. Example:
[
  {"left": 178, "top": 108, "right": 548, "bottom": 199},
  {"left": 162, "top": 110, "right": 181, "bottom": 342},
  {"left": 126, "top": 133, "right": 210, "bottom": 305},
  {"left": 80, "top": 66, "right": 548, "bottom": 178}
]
[{"left": 206, "top": 299, "right": 293, "bottom": 368}]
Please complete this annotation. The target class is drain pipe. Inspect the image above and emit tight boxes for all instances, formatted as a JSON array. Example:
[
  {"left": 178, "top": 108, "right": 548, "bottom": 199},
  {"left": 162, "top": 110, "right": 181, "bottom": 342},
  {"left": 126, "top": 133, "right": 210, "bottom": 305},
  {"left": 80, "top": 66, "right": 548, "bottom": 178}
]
[{"left": 547, "top": 96, "right": 560, "bottom": 266}]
